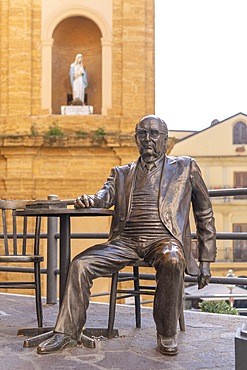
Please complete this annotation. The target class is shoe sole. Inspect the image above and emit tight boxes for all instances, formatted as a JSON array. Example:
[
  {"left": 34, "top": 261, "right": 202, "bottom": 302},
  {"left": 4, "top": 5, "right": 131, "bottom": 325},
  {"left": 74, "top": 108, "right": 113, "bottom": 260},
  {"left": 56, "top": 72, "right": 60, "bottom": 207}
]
[
  {"left": 157, "top": 347, "right": 178, "bottom": 356},
  {"left": 37, "top": 339, "right": 76, "bottom": 354}
]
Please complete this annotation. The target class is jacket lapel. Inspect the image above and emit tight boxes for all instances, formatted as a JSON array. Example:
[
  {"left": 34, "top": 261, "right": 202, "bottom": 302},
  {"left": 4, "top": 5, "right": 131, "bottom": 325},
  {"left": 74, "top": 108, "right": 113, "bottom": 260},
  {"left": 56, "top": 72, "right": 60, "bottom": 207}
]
[
  {"left": 122, "top": 160, "right": 138, "bottom": 219},
  {"left": 159, "top": 155, "right": 178, "bottom": 205}
]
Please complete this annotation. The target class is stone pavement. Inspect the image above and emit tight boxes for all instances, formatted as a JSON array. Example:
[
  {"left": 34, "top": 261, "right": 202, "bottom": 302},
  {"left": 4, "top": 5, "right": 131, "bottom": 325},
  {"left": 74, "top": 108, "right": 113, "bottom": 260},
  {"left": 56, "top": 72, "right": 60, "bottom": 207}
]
[{"left": 0, "top": 292, "right": 246, "bottom": 370}]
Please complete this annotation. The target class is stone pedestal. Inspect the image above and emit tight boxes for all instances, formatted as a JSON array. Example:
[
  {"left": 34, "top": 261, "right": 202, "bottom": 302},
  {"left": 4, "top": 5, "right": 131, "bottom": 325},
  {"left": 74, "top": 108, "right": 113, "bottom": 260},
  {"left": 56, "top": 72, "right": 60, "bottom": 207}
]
[{"left": 61, "top": 105, "right": 93, "bottom": 115}]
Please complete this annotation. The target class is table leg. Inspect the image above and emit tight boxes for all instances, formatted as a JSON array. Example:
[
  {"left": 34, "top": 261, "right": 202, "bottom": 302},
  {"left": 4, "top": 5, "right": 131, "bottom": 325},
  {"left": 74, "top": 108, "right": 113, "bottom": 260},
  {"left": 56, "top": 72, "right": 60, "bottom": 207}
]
[
  {"left": 59, "top": 214, "right": 71, "bottom": 306},
  {"left": 21, "top": 211, "right": 118, "bottom": 347}
]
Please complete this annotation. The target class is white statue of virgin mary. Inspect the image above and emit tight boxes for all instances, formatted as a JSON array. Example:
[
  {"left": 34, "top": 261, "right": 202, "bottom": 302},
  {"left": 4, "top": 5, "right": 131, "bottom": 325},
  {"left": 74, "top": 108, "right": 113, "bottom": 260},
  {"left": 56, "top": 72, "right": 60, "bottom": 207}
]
[{"left": 69, "top": 53, "right": 88, "bottom": 104}]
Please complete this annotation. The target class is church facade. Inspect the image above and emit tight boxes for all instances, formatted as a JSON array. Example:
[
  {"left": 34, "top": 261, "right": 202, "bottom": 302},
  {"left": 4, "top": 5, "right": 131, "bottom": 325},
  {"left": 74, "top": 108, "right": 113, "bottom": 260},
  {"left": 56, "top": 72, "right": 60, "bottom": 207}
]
[
  {"left": 0, "top": 0, "right": 154, "bottom": 297},
  {"left": 0, "top": 0, "right": 154, "bottom": 201}
]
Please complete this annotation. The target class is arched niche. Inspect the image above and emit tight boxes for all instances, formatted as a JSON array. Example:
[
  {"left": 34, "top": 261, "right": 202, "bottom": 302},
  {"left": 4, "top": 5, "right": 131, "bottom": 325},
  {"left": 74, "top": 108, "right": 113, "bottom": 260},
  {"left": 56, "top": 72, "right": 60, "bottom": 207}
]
[
  {"left": 52, "top": 16, "right": 102, "bottom": 114},
  {"left": 41, "top": 7, "right": 112, "bottom": 115}
]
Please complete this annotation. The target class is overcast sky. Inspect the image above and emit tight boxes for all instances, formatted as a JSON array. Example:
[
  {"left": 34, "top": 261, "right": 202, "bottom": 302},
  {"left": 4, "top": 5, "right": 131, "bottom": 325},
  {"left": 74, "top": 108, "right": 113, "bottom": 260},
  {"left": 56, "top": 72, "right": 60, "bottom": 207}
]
[{"left": 155, "top": 0, "right": 247, "bottom": 131}]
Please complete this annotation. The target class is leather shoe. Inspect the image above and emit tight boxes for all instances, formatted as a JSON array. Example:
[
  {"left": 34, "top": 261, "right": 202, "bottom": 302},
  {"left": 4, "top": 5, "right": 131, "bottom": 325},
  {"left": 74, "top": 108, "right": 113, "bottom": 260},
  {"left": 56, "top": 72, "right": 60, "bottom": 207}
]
[
  {"left": 157, "top": 333, "right": 178, "bottom": 355},
  {"left": 37, "top": 333, "right": 75, "bottom": 354}
]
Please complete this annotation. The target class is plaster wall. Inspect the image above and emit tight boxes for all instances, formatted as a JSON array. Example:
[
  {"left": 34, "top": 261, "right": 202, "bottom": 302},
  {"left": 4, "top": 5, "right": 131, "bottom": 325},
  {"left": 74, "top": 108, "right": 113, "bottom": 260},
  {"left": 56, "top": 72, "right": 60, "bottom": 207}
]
[
  {"left": 171, "top": 114, "right": 247, "bottom": 269},
  {"left": 171, "top": 114, "right": 247, "bottom": 157}
]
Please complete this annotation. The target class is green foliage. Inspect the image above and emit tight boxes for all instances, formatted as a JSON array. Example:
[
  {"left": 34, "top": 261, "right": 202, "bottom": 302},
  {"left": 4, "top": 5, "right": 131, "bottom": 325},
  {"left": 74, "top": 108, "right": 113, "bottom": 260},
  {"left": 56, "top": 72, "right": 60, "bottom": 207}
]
[
  {"left": 75, "top": 130, "right": 88, "bottom": 139},
  {"left": 45, "top": 123, "right": 64, "bottom": 137},
  {"left": 92, "top": 127, "right": 106, "bottom": 143},
  {"left": 199, "top": 300, "right": 239, "bottom": 315},
  {"left": 31, "top": 122, "right": 38, "bottom": 136}
]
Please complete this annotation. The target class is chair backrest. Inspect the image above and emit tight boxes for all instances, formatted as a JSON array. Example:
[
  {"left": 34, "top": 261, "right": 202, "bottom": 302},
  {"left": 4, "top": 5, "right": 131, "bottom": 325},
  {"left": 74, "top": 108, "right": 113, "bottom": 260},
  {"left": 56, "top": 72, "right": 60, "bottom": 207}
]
[{"left": 0, "top": 200, "right": 39, "bottom": 256}]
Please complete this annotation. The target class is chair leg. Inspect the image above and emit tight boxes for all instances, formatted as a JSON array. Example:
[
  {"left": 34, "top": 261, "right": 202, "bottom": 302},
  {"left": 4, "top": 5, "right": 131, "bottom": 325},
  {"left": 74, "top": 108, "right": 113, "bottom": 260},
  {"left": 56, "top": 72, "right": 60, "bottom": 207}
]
[
  {"left": 107, "top": 272, "right": 118, "bottom": 338},
  {"left": 34, "top": 261, "right": 43, "bottom": 327},
  {"left": 34, "top": 216, "right": 43, "bottom": 327},
  {"left": 18, "top": 262, "right": 47, "bottom": 339},
  {"left": 133, "top": 266, "right": 141, "bottom": 328}
]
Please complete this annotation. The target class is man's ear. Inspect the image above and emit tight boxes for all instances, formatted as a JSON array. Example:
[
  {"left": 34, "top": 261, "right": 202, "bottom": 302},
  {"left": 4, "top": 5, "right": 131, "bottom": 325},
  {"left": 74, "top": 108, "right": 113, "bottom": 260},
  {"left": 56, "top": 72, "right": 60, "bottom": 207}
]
[{"left": 134, "top": 134, "right": 138, "bottom": 145}]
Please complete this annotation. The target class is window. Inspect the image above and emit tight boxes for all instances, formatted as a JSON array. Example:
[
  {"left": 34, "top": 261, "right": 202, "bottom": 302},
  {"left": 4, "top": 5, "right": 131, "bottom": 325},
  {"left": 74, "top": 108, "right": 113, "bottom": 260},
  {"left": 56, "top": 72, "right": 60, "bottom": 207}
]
[
  {"left": 234, "top": 172, "right": 247, "bottom": 199},
  {"left": 233, "top": 122, "right": 247, "bottom": 144},
  {"left": 233, "top": 224, "right": 247, "bottom": 262}
]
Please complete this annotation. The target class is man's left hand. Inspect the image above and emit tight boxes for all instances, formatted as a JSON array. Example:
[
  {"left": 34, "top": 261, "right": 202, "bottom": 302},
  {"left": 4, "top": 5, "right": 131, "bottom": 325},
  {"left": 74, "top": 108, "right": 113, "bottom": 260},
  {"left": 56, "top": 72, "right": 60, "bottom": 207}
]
[{"left": 198, "top": 261, "right": 211, "bottom": 289}]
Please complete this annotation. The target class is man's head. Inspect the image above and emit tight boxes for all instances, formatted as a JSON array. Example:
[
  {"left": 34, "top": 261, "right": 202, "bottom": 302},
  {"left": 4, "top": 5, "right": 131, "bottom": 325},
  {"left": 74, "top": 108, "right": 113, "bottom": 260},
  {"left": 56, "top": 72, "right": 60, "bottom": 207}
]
[{"left": 135, "top": 115, "right": 168, "bottom": 163}]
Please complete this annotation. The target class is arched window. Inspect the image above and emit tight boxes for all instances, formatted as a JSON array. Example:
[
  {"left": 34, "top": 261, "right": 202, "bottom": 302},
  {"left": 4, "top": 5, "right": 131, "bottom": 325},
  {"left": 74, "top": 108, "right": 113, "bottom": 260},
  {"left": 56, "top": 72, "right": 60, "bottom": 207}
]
[{"left": 233, "top": 122, "right": 247, "bottom": 144}]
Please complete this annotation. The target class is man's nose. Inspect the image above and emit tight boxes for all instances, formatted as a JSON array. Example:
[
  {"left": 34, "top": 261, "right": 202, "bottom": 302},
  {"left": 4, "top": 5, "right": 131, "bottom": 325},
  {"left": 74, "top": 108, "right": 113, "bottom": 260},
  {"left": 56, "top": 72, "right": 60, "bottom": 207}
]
[{"left": 144, "top": 131, "right": 151, "bottom": 140}]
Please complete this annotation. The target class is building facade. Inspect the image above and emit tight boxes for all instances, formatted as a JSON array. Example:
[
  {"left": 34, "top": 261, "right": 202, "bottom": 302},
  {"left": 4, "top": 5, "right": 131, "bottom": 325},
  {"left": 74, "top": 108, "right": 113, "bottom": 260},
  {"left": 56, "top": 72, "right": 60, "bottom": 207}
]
[
  {"left": 170, "top": 113, "right": 247, "bottom": 278},
  {"left": 0, "top": 0, "right": 154, "bottom": 200},
  {"left": 0, "top": 0, "right": 154, "bottom": 298}
]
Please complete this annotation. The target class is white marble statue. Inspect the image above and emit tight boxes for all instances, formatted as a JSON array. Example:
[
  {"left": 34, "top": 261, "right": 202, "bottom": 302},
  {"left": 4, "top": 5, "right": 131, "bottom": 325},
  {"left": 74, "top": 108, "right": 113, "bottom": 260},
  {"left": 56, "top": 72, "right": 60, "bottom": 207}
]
[{"left": 69, "top": 54, "right": 88, "bottom": 104}]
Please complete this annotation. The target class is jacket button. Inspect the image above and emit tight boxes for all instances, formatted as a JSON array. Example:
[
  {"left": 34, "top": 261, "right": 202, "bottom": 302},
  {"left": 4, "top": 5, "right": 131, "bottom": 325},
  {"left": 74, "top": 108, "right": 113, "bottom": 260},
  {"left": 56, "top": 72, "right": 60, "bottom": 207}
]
[{"left": 120, "top": 217, "right": 125, "bottom": 222}]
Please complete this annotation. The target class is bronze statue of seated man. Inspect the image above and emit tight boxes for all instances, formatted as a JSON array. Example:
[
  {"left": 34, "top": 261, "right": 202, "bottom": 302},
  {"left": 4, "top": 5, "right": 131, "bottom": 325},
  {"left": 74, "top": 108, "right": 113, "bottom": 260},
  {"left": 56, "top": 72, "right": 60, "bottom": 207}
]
[{"left": 37, "top": 115, "right": 216, "bottom": 356}]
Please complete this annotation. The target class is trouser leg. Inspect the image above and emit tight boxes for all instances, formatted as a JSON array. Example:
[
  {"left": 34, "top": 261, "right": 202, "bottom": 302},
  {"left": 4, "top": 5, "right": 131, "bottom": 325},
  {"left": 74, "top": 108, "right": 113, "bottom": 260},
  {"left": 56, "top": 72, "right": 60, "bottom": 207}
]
[
  {"left": 55, "top": 241, "right": 138, "bottom": 340},
  {"left": 145, "top": 239, "right": 185, "bottom": 338}
]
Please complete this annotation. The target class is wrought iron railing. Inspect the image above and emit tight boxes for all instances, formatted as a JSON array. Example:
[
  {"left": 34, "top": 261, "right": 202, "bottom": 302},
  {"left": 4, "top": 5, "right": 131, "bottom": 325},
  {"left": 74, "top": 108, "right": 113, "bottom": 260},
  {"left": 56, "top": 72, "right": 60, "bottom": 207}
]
[{"left": 0, "top": 188, "right": 246, "bottom": 306}]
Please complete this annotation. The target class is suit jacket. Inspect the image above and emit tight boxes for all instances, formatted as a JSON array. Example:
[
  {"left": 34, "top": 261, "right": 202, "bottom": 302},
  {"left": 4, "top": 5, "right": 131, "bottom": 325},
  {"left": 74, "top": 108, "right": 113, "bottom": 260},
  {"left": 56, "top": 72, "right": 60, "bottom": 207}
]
[{"left": 91, "top": 155, "right": 216, "bottom": 276}]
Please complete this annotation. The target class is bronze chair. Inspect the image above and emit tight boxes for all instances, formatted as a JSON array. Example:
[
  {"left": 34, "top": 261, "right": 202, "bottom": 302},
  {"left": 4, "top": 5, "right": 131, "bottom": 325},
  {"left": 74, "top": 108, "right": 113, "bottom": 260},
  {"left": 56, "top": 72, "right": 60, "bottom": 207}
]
[
  {"left": 107, "top": 260, "right": 185, "bottom": 338},
  {"left": 0, "top": 200, "right": 43, "bottom": 328}
]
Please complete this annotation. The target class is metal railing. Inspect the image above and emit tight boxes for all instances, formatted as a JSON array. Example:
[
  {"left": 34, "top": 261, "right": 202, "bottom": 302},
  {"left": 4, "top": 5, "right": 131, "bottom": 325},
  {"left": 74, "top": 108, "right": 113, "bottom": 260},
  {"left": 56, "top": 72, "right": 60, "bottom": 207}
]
[{"left": 0, "top": 188, "right": 246, "bottom": 305}]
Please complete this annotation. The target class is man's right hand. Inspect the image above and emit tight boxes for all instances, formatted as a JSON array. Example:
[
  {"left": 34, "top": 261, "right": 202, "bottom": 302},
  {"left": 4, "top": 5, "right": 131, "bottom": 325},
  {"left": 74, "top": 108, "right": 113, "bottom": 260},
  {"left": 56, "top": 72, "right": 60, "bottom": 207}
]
[{"left": 74, "top": 195, "right": 95, "bottom": 208}]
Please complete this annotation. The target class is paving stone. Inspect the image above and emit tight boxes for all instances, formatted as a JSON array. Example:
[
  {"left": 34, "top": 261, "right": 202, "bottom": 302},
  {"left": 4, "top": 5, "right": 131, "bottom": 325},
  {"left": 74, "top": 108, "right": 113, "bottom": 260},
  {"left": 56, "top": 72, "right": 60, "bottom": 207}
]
[{"left": 1, "top": 293, "right": 247, "bottom": 369}]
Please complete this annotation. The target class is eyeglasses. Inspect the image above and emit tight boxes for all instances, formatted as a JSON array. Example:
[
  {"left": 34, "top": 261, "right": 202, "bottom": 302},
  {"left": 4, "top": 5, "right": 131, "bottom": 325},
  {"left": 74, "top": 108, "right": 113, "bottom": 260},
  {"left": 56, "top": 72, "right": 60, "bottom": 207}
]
[{"left": 136, "top": 129, "right": 166, "bottom": 139}]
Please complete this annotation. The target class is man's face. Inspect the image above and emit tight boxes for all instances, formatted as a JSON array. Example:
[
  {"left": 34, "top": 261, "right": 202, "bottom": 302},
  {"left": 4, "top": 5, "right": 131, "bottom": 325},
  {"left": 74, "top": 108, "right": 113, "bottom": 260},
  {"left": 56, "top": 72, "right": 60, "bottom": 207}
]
[{"left": 135, "top": 118, "right": 167, "bottom": 163}]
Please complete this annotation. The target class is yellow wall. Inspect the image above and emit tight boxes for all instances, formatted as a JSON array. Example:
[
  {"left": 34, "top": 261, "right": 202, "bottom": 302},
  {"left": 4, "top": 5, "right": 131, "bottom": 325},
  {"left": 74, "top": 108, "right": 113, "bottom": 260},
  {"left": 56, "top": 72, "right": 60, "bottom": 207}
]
[
  {"left": 0, "top": 0, "right": 154, "bottom": 197},
  {"left": 171, "top": 114, "right": 247, "bottom": 158},
  {"left": 1, "top": 0, "right": 154, "bottom": 124},
  {"left": 0, "top": 0, "right": 155, "bottom": 298}
]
